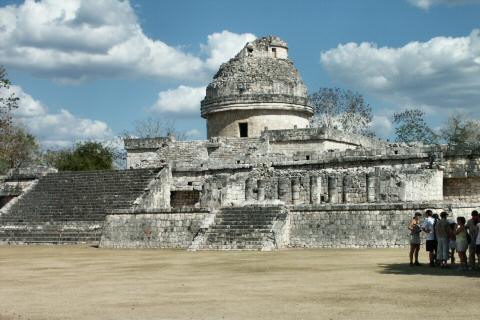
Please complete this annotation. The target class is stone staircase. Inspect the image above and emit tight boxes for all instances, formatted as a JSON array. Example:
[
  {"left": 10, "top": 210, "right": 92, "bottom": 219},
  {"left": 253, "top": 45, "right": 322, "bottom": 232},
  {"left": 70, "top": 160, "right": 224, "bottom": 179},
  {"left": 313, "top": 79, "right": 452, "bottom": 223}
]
[
  {"left": 0, "top": 169, "right": 159, "bottom": 244},
  {"left": 195, "top": 205, "right": 287, "bottom": 250}
]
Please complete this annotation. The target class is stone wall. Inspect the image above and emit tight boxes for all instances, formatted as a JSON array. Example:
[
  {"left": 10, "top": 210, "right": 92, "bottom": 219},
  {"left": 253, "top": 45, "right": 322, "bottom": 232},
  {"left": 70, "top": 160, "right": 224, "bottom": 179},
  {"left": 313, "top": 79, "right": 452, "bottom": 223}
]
[
  {"left": 288, "top": 203, "right": 479, "bottom": 248},
  {"left": 125, "top": 138, "right": 208, "bottom": 169},
  {"left": 100, "top": 208, "right": 211, "bottom": 248},
  {"left": 437, "top": 143, "right": 480, "bottom": 179},
  {"left": 135, "top": 166, "right": 171, "bottom": 209},
  {"left": 263, "top": 127, "right": 389, "bottom": 150},
  {"left": 206, "top": 108, "right": 310, "bottom": 138},
  {"left": 444, "top": 177, "right": 480, "bottom": 202},
  {"left": 269, "top": 140, "right": 356, "bottom": 157}
]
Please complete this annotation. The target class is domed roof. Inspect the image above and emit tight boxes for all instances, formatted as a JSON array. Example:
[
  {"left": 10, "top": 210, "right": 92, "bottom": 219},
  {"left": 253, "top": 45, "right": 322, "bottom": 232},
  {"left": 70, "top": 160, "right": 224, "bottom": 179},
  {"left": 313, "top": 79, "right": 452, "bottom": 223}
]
[{"left": 201, "top": 36, "right": 313, "bottom": 118}]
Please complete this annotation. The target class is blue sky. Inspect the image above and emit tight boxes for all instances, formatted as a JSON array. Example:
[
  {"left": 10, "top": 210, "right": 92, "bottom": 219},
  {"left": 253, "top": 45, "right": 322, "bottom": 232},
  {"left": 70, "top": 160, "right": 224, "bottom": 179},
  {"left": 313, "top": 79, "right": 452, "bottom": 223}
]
[{"left": 0, "top": 0, "right": 479, "bottom": 147}]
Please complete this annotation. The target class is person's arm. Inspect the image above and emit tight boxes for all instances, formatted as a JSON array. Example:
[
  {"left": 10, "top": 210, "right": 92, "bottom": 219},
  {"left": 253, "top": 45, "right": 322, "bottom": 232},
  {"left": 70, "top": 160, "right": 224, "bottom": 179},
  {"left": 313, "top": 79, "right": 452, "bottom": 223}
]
[{"left": 408, "top": 220, "right": 415, "bottom": 231}]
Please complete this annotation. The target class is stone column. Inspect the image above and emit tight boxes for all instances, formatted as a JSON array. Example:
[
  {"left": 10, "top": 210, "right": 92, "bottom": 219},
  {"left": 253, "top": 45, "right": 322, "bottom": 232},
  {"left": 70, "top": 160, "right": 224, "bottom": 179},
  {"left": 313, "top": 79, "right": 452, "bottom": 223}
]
[
  {"left": 291, "top": 177, "right": 301, "bottom": 205},
  {"left": 399, "top": 181, "right": 407, "bottom": 202},
  {"left": 278, "top": 177, "right": 290, "bottom": 203},
  {"left": 328, "top": 176, "right": 337, "bottom": 204},
  {"left": 366, "top": 173, "right": 376, "bottom": 203},
  {"left": 245, "top": 178, "right": 256, "bottom": 201},
  {"left": 310, "top": 176, "right": 320, "bottom": 205},
  {"left": 342, "top": 175, "right": 351, "bottom": 203},
  {"left": 257, "top": 179, "right": 265, "bottom": 201}
]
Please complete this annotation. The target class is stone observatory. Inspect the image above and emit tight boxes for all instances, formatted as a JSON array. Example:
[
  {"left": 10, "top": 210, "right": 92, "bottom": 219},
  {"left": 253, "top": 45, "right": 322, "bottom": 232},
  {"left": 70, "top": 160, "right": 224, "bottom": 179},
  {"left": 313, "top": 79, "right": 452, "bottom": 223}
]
[
  {"left": 200, "top": 36, "right": 314, "bottom": 138},
  {"left": 3, "top": 35, "right": 480, "bottom": 251}
]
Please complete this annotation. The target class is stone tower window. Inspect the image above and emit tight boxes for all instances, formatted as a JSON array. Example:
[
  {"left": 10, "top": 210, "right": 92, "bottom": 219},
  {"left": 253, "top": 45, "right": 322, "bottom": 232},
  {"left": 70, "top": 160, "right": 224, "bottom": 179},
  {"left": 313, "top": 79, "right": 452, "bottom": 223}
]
[
  {"left": 239, "top": 123, "right": 248, "bottom": 137},
  {"left": 272, "top": 47, "right": 277, "bottom": 58}
]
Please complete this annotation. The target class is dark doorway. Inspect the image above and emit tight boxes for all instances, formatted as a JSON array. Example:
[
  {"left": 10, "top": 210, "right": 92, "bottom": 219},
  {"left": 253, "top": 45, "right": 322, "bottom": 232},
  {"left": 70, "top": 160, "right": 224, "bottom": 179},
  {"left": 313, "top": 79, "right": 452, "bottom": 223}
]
[
  {"left": 272, "top": 47, "right": 277, "bottom": 58},
  {"left": 170, "top": 191, "right": 200, "bottom": 207},
  {"left": 0, "top": 196, "right": 15, "bottom": 208},
  {"left": 239, "top": 123, "right": 248, "bottom": 137}
]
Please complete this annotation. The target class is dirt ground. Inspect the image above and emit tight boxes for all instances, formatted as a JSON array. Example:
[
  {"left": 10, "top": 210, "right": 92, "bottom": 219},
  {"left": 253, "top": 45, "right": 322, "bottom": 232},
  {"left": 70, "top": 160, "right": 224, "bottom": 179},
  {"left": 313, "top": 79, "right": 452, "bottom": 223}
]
[{"left": 0, "top": 246, "right": 479, "bottom": 320}]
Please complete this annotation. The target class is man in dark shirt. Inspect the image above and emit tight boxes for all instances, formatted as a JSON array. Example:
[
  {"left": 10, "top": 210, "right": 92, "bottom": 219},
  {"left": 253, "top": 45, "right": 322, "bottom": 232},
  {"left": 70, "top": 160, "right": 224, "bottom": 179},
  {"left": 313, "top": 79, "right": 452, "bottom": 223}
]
[{"left": 466, "top": 210, "right": 479, "bottom": 270}]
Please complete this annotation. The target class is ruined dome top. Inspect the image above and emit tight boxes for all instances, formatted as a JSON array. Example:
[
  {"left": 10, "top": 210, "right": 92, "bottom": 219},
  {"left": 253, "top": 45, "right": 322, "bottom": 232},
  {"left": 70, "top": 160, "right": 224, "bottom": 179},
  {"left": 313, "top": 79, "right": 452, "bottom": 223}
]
[{"left": 201, "top": 36, "right": 313, "bottom": 117}]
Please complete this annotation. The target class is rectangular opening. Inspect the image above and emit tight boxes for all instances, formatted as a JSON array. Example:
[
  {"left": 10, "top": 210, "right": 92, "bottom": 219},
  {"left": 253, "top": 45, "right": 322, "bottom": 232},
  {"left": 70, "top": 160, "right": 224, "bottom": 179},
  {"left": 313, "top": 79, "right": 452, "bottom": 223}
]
[
  {"left": 272, "top": 47, "right": 277, "bottom": 58},
  {"left": 443, "top": 177, "right": 480, "bottom": 202},
  {"left": 239, "top": 123, "right": 248, "bottom": 137},
  {"left": 170, "top": 191, "right": 200, "bottom": 208},
  {"left": 0, "top": 196, "right": 15, "bottom": 208}
]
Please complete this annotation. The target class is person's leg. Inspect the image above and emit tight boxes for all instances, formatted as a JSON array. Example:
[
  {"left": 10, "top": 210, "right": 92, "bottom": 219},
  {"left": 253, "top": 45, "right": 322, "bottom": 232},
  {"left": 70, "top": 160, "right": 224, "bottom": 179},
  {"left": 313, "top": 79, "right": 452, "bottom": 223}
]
[
  {"left": 443, "top": 239, "right": 450, "bottom": 266},
  {"left": 436, "top": 240, "right": 442, "bottom": 263},
  {"left": 426, "top": 241, "right": 434, "bottom": 266},
  {"left": 468, "top": 245, "right": 475, "bottom": 269},
  {"left": 461, "top": 252, "right": 468, "bottom": 269},
  {"left": 439, "top": 238, "right": 448, "bottom": 267},
  {"left": 473, "top": 245, "right": 480, "bottom": 269},
  {"left": 409, "top": 244, "right": 414, "bottom": 266},
  {"left": 414, "top": 244, "right": 420, "bottom": 265},
  {"left": 451, "top": 248, "right": 456, "bottom": 264}
]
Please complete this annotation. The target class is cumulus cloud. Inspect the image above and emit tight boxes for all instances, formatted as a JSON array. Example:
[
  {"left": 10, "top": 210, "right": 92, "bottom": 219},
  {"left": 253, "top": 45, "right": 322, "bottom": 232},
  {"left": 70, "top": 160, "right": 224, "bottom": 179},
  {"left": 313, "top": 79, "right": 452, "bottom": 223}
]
[
  {"left": 321, "top": 29, "right": 480, "bottom": 117},
  {"left": 371, "top": 115, "right": 394, "bottom": 138},
  {"left": 148, "top": 31, "right": 256, "bottom": 117},
  {"left": 150, "top": 85, "right": 205, "bottom": 116},
  {"left": 407, "top": 0, "right": 480, "bottom": 9},
  {"left": 201, "top": 30, "right": 256, "bottom": 70},
  {"left": 2, "top": 85, "right": 113, "bottom": 148},
  {"left": 0, "top": 0, "right": 255, "bottom": 83}
]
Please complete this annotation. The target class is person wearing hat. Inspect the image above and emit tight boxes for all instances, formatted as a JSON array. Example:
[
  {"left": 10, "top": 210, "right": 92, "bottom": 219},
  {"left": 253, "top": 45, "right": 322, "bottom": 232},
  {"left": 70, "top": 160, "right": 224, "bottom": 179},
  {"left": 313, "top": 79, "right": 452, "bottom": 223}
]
[{"left": 435, "top": 211, "right": 452, "bottom": 268}]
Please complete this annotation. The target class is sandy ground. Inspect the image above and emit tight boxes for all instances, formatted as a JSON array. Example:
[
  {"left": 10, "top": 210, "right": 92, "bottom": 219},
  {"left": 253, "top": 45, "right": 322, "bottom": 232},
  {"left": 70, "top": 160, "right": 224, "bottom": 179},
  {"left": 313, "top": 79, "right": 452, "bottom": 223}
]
[{"left": 0, "top": 246, "right": 479, "bottom": 320}]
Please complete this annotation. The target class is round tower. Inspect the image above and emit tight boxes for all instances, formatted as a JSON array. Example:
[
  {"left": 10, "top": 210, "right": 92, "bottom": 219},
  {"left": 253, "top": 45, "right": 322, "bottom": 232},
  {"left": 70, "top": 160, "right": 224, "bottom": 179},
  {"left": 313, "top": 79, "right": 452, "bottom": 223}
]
[{"left": 200, "top": 36, "right": 313, "bottom": 138}]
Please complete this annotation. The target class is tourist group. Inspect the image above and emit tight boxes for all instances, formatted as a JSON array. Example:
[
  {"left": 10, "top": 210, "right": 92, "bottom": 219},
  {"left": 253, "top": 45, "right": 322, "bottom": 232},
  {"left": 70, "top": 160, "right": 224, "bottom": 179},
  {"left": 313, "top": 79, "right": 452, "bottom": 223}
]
[{"left": 409, "top": 210, "right": 480, "bottom": 270}]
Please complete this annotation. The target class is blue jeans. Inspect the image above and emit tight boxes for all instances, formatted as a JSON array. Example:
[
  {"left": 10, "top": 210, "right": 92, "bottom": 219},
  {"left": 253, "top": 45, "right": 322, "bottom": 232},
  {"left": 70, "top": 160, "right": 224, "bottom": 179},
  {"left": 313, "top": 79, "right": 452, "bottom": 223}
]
[{"left": 436, "top": 237, "right": 449, "bottom": 262}]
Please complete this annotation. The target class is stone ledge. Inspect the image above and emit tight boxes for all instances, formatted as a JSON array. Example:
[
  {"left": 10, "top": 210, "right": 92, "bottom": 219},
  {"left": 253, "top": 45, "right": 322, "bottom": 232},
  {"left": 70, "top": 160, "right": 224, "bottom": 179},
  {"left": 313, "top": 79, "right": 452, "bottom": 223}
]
[
  {"left": 272, "top": 153, "right": 430, "bottom": 167},
  {"left": 290, "top": 202, "right": 480, "bottom": 212},
  {"left": 107, "top": 207, "right": 211, "bottom": 215}
]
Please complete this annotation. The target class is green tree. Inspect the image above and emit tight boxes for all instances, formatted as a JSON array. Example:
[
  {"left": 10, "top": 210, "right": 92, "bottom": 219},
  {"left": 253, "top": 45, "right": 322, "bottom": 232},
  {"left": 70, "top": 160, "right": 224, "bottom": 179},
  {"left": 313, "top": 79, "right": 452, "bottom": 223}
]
[
  {"left": 54, "top": 142, "right": 114, "bottom": 171},
  {"left": 0, "top": 125, "right": 39, "bottom": 173},
  {"left": 0, "top": 66, "right": 19, "bottom": 133},
  {"left": 123, "top": 117, "right": 186, "bottom": 140},
  {"left": 0, "top": 66, "right": 40, "bottom": 174},
  {"left": 393, "top": 109, "right": 438, "bottom": 144},
  {"left": 309, "top": 87, "right": 373, "bottom": 135},
  {"left": 440, "top": 112, "right": 480, "bottom": 144}
]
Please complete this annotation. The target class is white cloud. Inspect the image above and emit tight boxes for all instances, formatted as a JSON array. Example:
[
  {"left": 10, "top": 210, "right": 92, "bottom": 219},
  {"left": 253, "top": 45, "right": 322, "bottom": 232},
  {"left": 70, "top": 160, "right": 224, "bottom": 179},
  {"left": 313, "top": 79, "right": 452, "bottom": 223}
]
[
  {"left": 0, "top": 0, "right": 255, "bottom": 83},
  {"left": 148, "top": 31, "right": 256, "bottom": 117},
  {"left": 371, "top": 115, "right": 394, "bottom": 138},
  {"left": 201, "top": 30, "right": 256, "bottom": 71},
  {"left": 150, "top": 85, "right": 205, "bottom": 116},
  {"left": 321, "top": 29, "right": 480, "bottom": 116},
  {"left": 0, "top": 0, "right": 200, "bottom": 82},
  {"left": 407, "top": 0, "right": 480, "bottom": 9},
  {"left": 2, "top": 85, "right": 113, "bottom": 148},
  {"left": 185, "top": 128, "right": 203, "bottom": 140}
]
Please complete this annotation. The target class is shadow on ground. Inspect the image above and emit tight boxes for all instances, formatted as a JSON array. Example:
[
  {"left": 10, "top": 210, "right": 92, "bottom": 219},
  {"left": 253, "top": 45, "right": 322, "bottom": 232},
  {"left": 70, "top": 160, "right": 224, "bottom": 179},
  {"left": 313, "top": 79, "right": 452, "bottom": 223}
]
[{"left": 378, "top": 263, "right": 480, "bottom": 277}]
